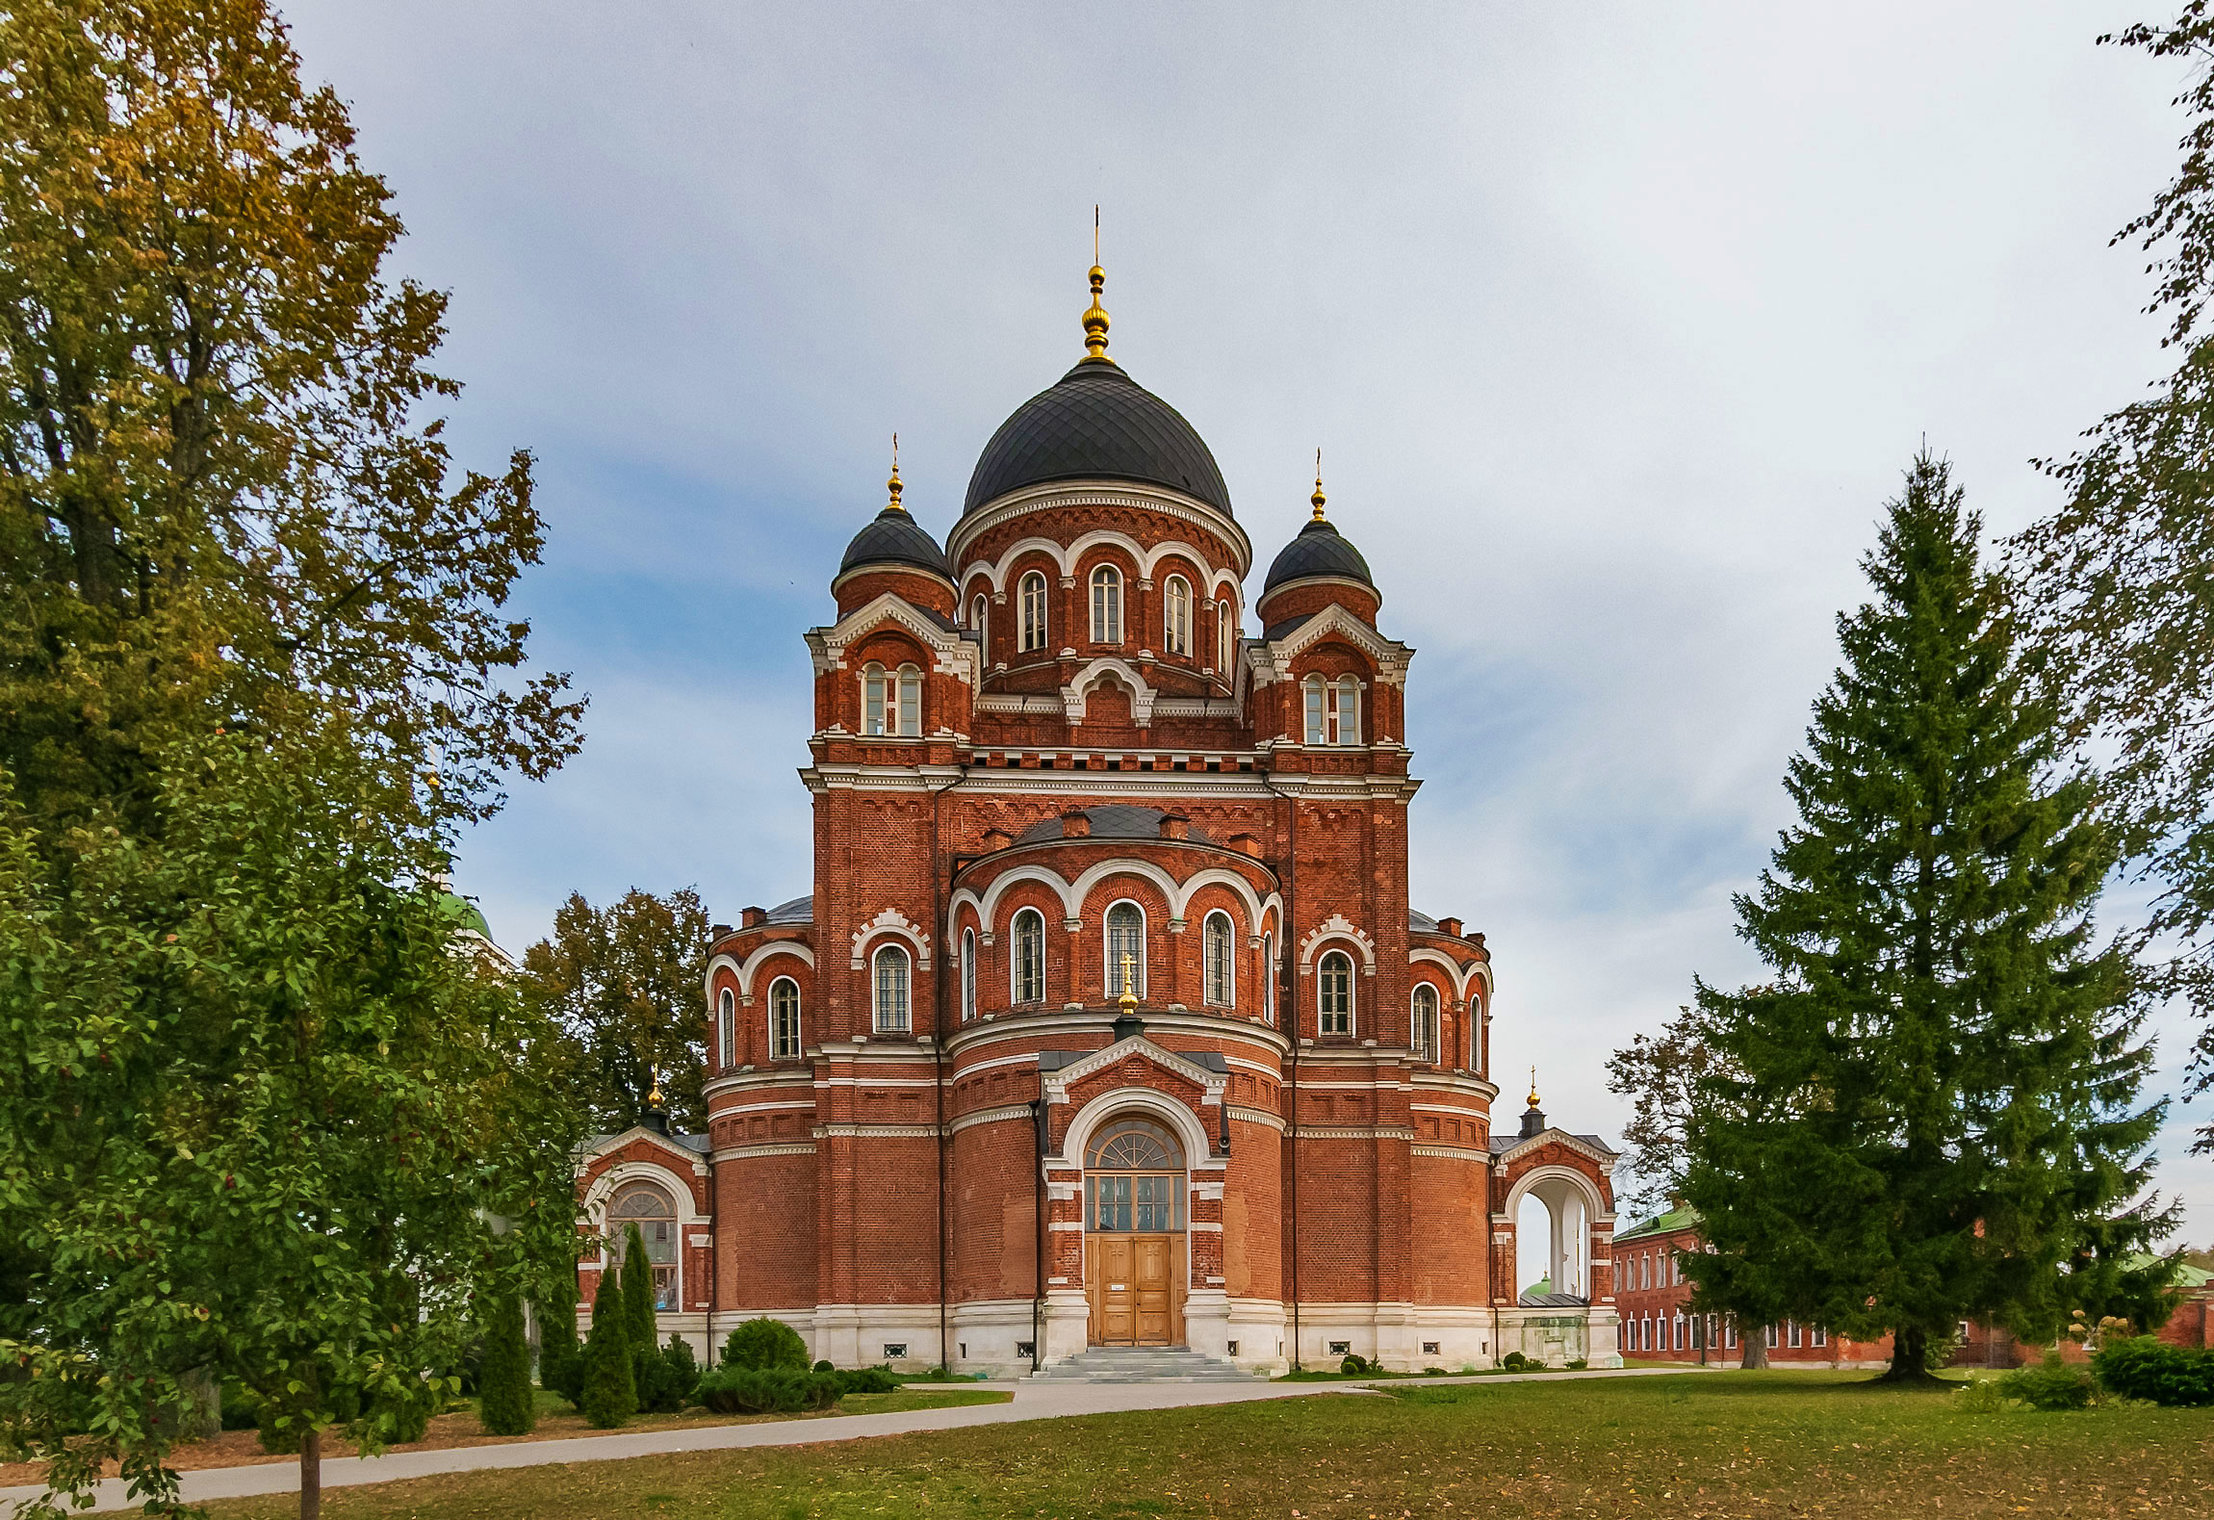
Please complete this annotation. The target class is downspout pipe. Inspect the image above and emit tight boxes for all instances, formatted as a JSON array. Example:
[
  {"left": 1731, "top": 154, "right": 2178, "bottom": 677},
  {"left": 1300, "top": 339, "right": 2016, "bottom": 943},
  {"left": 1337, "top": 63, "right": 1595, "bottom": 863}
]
[{"left": 1031, "top": 1095, "right": 1047, "bottom": 1372}]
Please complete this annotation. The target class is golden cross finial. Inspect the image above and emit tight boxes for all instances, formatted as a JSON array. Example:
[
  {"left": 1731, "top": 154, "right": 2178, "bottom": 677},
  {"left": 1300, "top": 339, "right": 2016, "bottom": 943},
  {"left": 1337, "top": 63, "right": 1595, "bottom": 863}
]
[
  {"left": 649, "top": 1074, "right": 665, "bottom": 1108},
  {"left": 1311, "top": 448, "right": 1327, "bottom": 521},
  {"left": 1082, "top": 208, "right": 1113, "bottom": 364},
  {"left": 1527, "top": 1066, "right": 1540, "bottom": 1109},
  {"left": 886, "top": 433, "right": 904, "bottom": 512},
  {"left": 1118, "top": 950, "right": 1139, "bottom": 1010}
]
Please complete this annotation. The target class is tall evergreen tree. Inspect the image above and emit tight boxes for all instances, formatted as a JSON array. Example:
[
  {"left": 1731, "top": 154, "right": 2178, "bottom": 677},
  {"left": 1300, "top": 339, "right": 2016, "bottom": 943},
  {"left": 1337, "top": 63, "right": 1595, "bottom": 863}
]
[
  {"left": 535, "top": 1267, "right": 583, "bottom": 1404},
  {"left": 577, "top": 1271, "right": 635, "bottom": 1429},
  {"left": 621, "top": 1222, "right": 659, "bottom": 1352},
  {"left": 1682, "top": 452, "right": 2174, "bottom": 1381},
  {"left": 475, "top": 1293, "right": 535, "bottom": 1437}
]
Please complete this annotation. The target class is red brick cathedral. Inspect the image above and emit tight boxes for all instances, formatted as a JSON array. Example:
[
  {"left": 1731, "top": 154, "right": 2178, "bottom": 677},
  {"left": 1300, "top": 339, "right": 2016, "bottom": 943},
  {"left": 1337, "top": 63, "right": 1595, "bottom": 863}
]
[{"left": 576, "top": 266, "right": 1623, "bottom": 1376}]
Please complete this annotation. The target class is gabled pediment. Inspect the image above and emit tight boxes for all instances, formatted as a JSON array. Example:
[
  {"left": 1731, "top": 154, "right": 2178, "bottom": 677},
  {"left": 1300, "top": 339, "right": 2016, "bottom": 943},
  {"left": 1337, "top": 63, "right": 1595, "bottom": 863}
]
[
  {"left": 1041, "top": 1035, "right": 1227, "bottom": 1106},
  {"left": 1490, "top": 1127, "right": 1619, "bottom": 1171},
  {"left": 806, "top": 591, "right": 979, "bottom": 682},
  {"left": 1255, "top": 603, "right": 1412, "bottom": 687}
]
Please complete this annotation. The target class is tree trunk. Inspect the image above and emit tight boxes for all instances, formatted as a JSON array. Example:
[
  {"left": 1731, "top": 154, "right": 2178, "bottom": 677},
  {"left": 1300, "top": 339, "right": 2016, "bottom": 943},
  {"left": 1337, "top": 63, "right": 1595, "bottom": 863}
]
[
  {"left": 1881, "top": 1324, "right": 1942, "bottom": 1383},
  {"left": 300, "top": 1427, "right": 320, "bottom": 1520},
  {"left": 1740, "top": 1331, "right": 1768, "bottom": 1369}
]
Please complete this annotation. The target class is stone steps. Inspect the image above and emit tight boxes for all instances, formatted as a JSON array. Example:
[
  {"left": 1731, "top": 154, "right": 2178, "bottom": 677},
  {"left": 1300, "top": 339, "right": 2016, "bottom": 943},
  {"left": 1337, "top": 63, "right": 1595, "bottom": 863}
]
[{"left": 1029, "top": 1346, "right": 1264, "bottom": 1383}]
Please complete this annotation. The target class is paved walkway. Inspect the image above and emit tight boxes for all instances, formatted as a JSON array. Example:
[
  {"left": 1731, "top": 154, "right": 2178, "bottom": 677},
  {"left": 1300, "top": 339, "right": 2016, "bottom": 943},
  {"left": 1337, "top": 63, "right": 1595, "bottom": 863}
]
[{"left": 1, "top": 1366, "right": 1710, "bottom": 1515}]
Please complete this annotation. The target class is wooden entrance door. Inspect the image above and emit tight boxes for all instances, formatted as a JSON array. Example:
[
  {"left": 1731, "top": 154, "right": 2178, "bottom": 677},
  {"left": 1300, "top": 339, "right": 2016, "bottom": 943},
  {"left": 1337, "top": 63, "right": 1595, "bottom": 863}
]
[{"left": 1086, "top": 1231, "right": 1182, "bottom": 1345}]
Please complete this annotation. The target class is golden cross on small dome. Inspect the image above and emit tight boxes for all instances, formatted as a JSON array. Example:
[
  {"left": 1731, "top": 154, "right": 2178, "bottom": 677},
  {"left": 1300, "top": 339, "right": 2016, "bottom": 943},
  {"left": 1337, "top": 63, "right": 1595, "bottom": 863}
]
[
  {"left": 1117, "top": 950, "right": 1139, "bottom": 1010},
  {"left": 1082, "top": 206, "right": 1113, "bottom": 364},
  {"left": 1527, "top": 1066, "right": 1541, "bottom": 1109},
  {"left": 648, "top": 1075, "right": 665, "bottom": 1109},
  {"left": 1312, "top": 448, "right": 1328, "bottom": 521},
  {"left": 886, "top": 433, "right": 904, "bottom": 512}
]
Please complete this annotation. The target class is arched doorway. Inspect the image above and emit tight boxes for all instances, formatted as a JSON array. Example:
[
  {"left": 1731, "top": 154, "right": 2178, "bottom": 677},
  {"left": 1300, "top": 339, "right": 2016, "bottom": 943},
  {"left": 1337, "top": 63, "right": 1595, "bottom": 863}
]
[
  {"left": 607, "top": 1179, "right": 679, "bottom": 1311},
  {"left": 1084, "top": 1116, "right": 1187, "bottom": 1346}
]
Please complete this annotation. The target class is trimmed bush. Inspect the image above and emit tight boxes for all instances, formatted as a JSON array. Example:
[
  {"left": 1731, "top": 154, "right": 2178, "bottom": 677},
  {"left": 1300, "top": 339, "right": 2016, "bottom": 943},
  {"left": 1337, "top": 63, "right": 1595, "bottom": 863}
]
[
  {"left": 2094, "top": 1336, "right": 2214, "bottom": 1406},
  {"left": 813, "top": 1359, "right": 835, "bottom": 1374},
  {"left": 477, "top": 1292, "right": 536, "bottom": 1435},
  {"left": 1500, "top": 1351, "right": 1531, "bottom": 1371},
  {"left": 693, "top": 1365, "right": 841, "bottom": 1415},
  {"left": 1339, "top": 1353, "right": 1374, "bottom": 1375},
  {"left": 662, "top": 1335, "right": 702, "bottom": 1407},
  {"left": 1994, "top": 1352, "right": 2096, "bottom": 1411},
  {"left": 721, "top": 1317, "right": 811, "bottom": 1372},
  {"left": 579, "top": 1271, "right": 637, "bottom": 1428},
  {"left": 832, "top": 1365, "right": 902, "bottom": 1395}
]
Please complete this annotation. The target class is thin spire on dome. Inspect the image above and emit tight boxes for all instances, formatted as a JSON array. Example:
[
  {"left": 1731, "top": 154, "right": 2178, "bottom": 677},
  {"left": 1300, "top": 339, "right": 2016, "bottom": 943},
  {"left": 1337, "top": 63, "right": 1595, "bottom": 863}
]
[
  {"left": 1082, "top": 207, "right": 1113, "bottom": 364},
  {"left": 1311, "top": 448, "right": 1328, "bottom": 521},
  {"left": 1527, "top": 1066, "right": 1541, "bottom": 1109},
  {"left": 886, "top": 433, "right": 905, "bottom": 512}
]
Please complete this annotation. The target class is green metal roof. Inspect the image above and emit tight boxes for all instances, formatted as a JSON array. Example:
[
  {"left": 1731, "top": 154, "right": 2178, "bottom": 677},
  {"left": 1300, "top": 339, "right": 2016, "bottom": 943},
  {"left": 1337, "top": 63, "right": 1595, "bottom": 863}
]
[{"left": 1614, "top": 1205, "right": 1700, "bottom": 1244}]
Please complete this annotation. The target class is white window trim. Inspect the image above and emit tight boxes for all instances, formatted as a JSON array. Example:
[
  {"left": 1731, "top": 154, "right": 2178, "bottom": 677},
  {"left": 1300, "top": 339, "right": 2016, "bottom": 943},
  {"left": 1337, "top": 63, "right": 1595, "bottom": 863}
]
[
  {"left": 960, "top": 928, "right": 977, "bottom": 1022},
  {"left": 1010, "top": 906, "right": 1047, "bottom": 1005},
  {"left": 1164, "top": 575, "right": 1190, "bottom": 656},
  {"left": 872, "top": 944, "right": 912, "bottom": 1034},
  {"left": 1020, "top": 571, "right": 1048, "bottom": 652},
  {"left": 863, "top": 662, "right": 888, "bottom": 736},
  {"left": 717, "top": 987, "right": 736, "bottom": 1069},
  {"left": 1089, "top": 566, "right": 1123, "bottom": 645},
  {"left": 1262, "top": 931, "right": 1276, "bottom": 1025},
  {"left": 1411, "top": 984, "right": 1439, "bottom": 1064},
  {"left": 1317, "top": 948, "right": 1355, "bottom": 1036},
  {"left": 1202, "top": 910, "right": 1235, "bottom": 1007},
  {"left": 1103, "top": 898, "right": 1146, "bottom": 999},
  {"left": 768, "top": 975, "right": 801, "bottom": 1060},
  {"left": 896, "top": 663, "right": 921, "bottom": 737}
]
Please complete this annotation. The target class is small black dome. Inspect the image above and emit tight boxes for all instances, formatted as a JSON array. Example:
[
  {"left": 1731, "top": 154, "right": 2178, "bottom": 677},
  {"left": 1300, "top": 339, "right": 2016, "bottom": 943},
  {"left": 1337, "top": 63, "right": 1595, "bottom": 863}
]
[
  {"left": 838, "top": 507, "right": 950, "bottom": 581},
  {"left": 1262, "top": 516, "right": 1374, "bottom": 595},
  {"left": 964, "top": 360, "right": 1231, "bottom": 517}
]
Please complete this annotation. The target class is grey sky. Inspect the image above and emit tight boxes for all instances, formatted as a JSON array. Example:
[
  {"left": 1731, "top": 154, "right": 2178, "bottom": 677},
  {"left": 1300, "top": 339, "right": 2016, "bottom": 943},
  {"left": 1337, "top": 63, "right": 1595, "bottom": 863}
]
[{"left": 282, "top": 0, "right": 2211, "bottom": 1241}]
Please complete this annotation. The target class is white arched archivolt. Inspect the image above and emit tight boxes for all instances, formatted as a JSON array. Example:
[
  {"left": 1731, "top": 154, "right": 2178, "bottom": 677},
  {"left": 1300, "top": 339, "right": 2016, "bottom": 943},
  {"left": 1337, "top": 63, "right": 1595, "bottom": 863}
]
[
  {"left": 957, "top": 530, "right": 1231, "bottom": 598},
  {"left": 1060, "top": 656, "right": 1157, "bottom": 724},
  {"left": 950, "top": 861, "right": 1279, "bottom": 941},
  {"left": 1056, "top": 1085, "right": 1215, "bottom": 1176},
  {"left": 1502, "top": 1163, "right": 1610, "bottom": 1302},
  {"left": 1409, "top": 947, "right": 1476, "bottom": 1003},
  {"left": 580, "top": 1158, "right": 708, "bottom": 1240},
  {"left": 706, "top": 941, "right": 818, "bottom": 1004},
  {"left": 1297, "top": 913, "right": 1377, "bottom": 974}
]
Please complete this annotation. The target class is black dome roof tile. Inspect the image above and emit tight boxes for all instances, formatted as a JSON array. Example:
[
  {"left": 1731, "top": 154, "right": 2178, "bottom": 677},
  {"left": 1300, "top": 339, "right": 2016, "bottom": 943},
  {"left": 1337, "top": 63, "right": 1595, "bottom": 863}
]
[
  {"left": 964, "top": 360, "right": 1231, "bottom": 517},
  {"left": 1262, "top": 517, "right": 1374, "bottom": 595},
  {"left": 838, "top": 507, "right": 950, "bottom": 580}
]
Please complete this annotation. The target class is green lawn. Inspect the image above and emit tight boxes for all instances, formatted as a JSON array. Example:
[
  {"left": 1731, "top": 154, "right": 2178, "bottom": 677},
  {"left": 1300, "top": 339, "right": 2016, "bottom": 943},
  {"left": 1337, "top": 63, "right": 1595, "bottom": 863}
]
[{"left": 210, "top": 1370, "right": 2212, "bottom": 1519}]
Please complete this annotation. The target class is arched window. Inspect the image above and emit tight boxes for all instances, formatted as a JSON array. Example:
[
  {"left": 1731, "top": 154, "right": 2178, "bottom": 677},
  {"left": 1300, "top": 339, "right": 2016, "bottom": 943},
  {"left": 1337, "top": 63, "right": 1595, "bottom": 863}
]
[
  {"left": 1318, "top": 949, "right": 1354, "bottom": 1036},
  {"left": 971, "top": 594, "right": 989, "bottom": 656},
  {"left": 1302, "top": 674, "right": 1362, "bottom": 745},
  {"left": 872, "top": 944, "right": 911, "bottom": 1034},
  {"left": 1085, "top": 1117, "right": 1186, "bottom": 1233},
  {"left": 1163, "top": 575, "right": 1190, "bottom": 655},
  {"left": 863, "top": 663, "right": 889, "bottom": 736},
  {"left": 1412, "top": 983, "right": 1440, "bottom": 1064},
  {"left": 1217, "top": 598, "right": 1236, "bottom": 674},
  {"left": 960, "top": 929, "right": 977, "bottom": 1022},
  {"left": 1203, "top": 911, "right": 1235, "bottom": 1007},
  {"left": 607, "top": 1180, "right": 678, "bottom": 1310},
  {"left": 1011, "top": 907, "right": 1046, "bottom": 1004},
  {"left": 769, "top": 976, "right": 800, "bottom": 1060},
  {"left": 1262, "top": 931, "right": 1276, "bottom": 1025},
  {"left": 717, "top": 986, "right": 737, "bottom": 1069},
  {"left": 1104, "top": 901, "right": 1144, "bottom": 998},
  {"left": 896, "top": 664, "right": 922, "bottom": 736},
  {"left": 1020, "top": 571, "right": 1048, "bottom": 652},
  {"left": 1089, "top": 565, "right": 1122, "bottom": 644}
]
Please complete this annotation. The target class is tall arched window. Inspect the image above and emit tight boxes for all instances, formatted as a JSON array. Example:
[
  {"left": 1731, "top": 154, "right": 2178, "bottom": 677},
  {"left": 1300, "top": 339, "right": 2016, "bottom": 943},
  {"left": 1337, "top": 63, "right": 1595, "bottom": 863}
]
[
  {"left": 1089, "top": 566, "right": 1122, "bottom": 644},
  {"left": 717, "top": 987, "right": 737, "bottom": 1069},
  {"left": 960, "top": 929, "right": 977, "bottom": 1022},
  {"left": 1104, "top": 901, "right": 1144, "bottom": 998},
  {"left": 1301, "top": 674, "right": 1361, "bottom": 745},
  {"left": 1163, "top": 575, "right": 1190, "bottom": 656},
  {"left": 608, "top": 1181, "right": 678, "bottom": 1310},
  {"left": 1011, "top": 907, "right": 1045, "bottom": 1004},
  {"left": 1412, "top": 983, "right": 1440, "bottom": 1065},
  {"left": 1318, "top": 949, "right": 1354, "bottom": 1036},
  {"left": 769, "top": 976, "right": 800, "bottom": 1059},
  {"left": 1203, "top": 911, "right": 1235, "bottom": 1007},
  {"left": 1020, "top": 571, "right": 1048, "bottom": 652},
  {"left": 1262, "top": 931, "right": 1276, "bottom": 1024},
  {"left": 872, "top": 944, "right": 911, "bottom": 1034},
  {"left": 971, "top": 594, "right": 989, "bottom": 657},
  {"left": 1217, "top": 599, "right": 1235, "bottom": 674},
  {"left": 1085, "top": 1117, "right": 1186, "bottom": 1233},
  {"left": 896, "top": 664, "right": 922, "bottom": 736},
  {"left": 863, "top": 663, "right": 890, "bottom": 736}
]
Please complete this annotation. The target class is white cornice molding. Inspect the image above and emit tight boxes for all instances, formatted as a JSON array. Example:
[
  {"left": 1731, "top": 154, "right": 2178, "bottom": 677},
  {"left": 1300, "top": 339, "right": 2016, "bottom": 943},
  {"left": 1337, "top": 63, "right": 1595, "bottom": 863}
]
[{"left": 947, "top": 481, "right": 1252, "bottom": 575}]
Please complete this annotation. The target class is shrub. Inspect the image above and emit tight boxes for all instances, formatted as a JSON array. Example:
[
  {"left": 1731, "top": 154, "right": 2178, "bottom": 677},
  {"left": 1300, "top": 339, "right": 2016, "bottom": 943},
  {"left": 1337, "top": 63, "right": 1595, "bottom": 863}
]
[
  {"left": 832, "top": 1365, "right": 902, "bottom": 1395},
  {"left": 813, "top": 1359, "right": 836, "bottom": 1374},
  {"left": 2094, "top": 1336, "right": 2214, "bottom": 1407},
  {"left": 662, "top": 1335, "right": 702, "bottom": 1407},
  {"left": 1422, "top": 1366, "right": 1449, "bottom": 1377},
  {"left": 219, "top": 1380, "right": 259, "bottom": 1432},
  {"left": 722, "top": 1317, "right": 811, "bottom": 1372},
  {"left": 1993, "top": 1352, "right": 2095, "bottom": 1411},
  {"left": 579, "top": 1272, "right": 637, "bottom": 1428},
  {"left": 1500, "top": 1351, "right": 1530, "bottom": 1371},
  {"left": 1338, "top": 1353, "right": 1374, "bottom": 1375},
  {"left": 693, "top": 1366, "right": 842, "bottom": 1415},
  {"left": 477, "top": 1293, "right": 536, "bottom": 1436},
  {"left": 1567, "top": 1359, "right": 1588, "bottom": 1371}
]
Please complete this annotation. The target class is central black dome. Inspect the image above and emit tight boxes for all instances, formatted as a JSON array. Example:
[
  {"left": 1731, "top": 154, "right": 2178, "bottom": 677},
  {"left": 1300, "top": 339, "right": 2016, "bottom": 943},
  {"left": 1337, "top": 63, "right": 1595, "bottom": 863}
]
[{"left": 963, "top": 359, "right": 1231, "bottom": 517}]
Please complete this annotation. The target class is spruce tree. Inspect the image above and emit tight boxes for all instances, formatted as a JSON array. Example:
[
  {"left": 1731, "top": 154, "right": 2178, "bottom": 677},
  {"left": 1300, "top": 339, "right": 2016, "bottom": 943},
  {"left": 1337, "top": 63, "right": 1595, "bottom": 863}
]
[
  {"left": 475, "top": 1293, "right": 535, "bottom": 1436},
  {"left": 1682, "top": 452, "right": 2173, "bottom": 1382},
  {"left": 621, "top": 1224, "right": 659, "bottom": 1351},
  {"left": 577, "top": 1270, "right": 636, "bottom": 1428}
]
